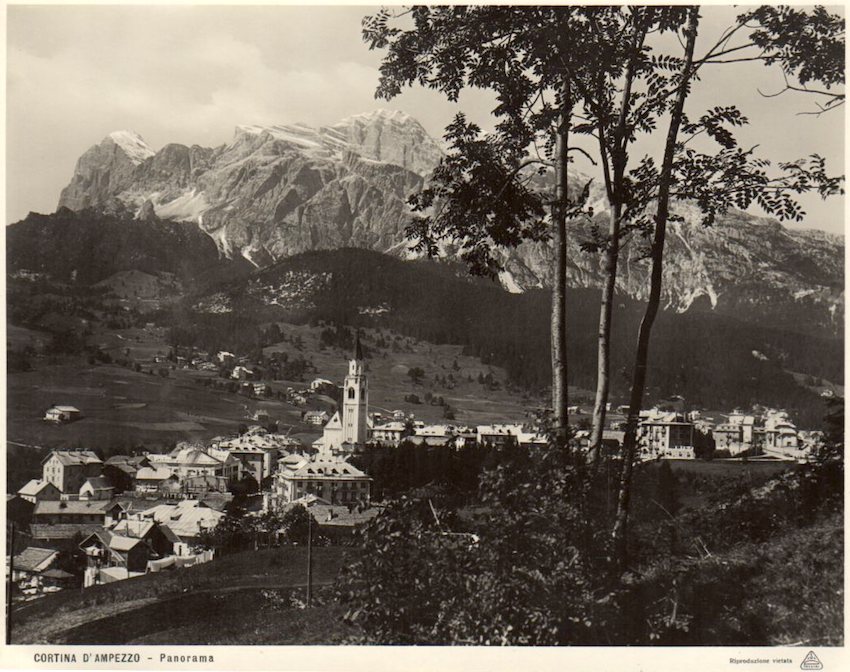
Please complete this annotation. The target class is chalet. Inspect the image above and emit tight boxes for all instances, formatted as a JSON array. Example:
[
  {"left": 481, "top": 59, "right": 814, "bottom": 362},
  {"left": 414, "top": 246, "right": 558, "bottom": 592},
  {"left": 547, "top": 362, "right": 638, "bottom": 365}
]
[
  {"left": 29, "top": 523, "right": 103, "bottom": 552},
  {"left": 217, "top": 351, "right": 235, "bottom": 366},
  {"left": 306, "top": 502, "right": 381, "bottom": 543},
  {"left": 42, "top": 450, "right": 103, "bottom": 493},
  {"left": 17, "top": 479, "right": 61, "bottom": 504},
  {"left": 33, "top": 499, "right": 124, "bottom": 526},
  {"left": 304, "top": 410, "right": 330, "bottom": 426},
  {"left": 134, "top": 467, "right": 177, "bottom": 493},
  {"left": 476, "top": 424, "right": 548, "bottom": 448},
  {"left": 232, "top": 366, "right": 254, "bottom": 381},
  {"left": 182, "top": 474, "right": 229, "bottom": 496},
  {"left": 80, "top": 520, "right": 180, "bottom": 584},
  {"left": 310, "top": 378, "right": 334, "bottom": 391},
  {"left": 272, "top": 455, "right": 371, "bottom": 507},
  {"left": 44, "top": 405, "right": 82, "bottom": 423},
  {"left": 371, "top": 421, "right": 406, "bottom": 444},
  {"left": 11, "top": 547, "right": 59, "bottom": 584},
  {"left": 79, "top": 477, "right": 115, "bottom": 501},
  {"left": 138, "top": 500, "right": 225, "bottom": 547}
]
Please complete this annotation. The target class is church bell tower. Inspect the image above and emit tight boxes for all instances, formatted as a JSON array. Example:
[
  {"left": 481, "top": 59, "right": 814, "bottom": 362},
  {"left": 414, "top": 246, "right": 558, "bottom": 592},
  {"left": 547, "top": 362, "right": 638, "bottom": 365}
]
[{"left": 341, "top": 332, "right": 368, "bottom": 445}]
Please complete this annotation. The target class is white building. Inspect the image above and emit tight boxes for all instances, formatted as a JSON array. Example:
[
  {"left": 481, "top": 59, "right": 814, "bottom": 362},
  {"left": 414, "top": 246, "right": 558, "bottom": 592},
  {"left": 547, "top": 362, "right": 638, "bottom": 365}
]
[
  {"left": 637, "top": 410, "right": 695, "bottom": 460},
  {"left": 476, "top": 424, "right": 547, "bottom": 448},
  {"left": 272, "top": 455, "right": 371, "bottom": 507},
  {"left": 44, "top": 405, "right": 82, "bottom": 423},
  {"left": 315, "top": 336, "right": 372, "bottom": 453}
]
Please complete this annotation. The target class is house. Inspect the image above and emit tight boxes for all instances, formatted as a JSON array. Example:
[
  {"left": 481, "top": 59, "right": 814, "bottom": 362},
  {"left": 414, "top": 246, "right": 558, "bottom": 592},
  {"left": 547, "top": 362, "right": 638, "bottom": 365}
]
[
  {"left": 638, "top": 411, "right": 695, "bottom": 460},
  {"left": 17, "top": 479, "right": 62, "bottom": 504},
  {"left": 272, "top": 455, "right": 371, "bottom": 507},
  {"left": 147, "top": 444, "right": 238, "bottom": 484},
  {"left": 44, "top": 405, "right": 82, "bottom": 423},
  {"left": 305, "top": 502, "right": 381, "bottom": 543},
  {"left": 29, "top": 523, "right": 104, "bottom": 552},
  {"left": 182, "top": 474, "right": 229, "bottom": 496},
  {"left": 304, "top": 410, "right": 330, "bottom": 426},
  {"left": 79, "top": 520, "right": 179, "bottom": 584},
  {"left": 79, "top": 477, "right": 115, "bottom": 501},
  {"left": 6, "top": 495, "right": 35, "bottom": 530},
  {"left": 41, "top": 450, "right": 103, "bottom": 493},
  {"left": 217, "top": 351, "right": 235, "bottom": 366},
  {"left": 138, "top": 500, "right": 225, "bottom": 547},
  {"left": 371, "top": 421, "right": 406, "bottom": 444},
  {"left": 232, "top": 366, "right": 254, "bottom": 381},
  {"left": 226, "top": 446, "right": 266, "bottom": 486},
  {"left": 33, "top": 499, "right": 124, "bottom": 526},
  {"left": 476, "top": 424, "right": 548, "bottom": 448},
  {"left": 11, "top": 547, "right": 60, "bottom": 588},
  {"left": 134, "top": 466, "right": 177, "bottom": 493},
  {"left": 310, "top": 377, "right": 334, "bottom": 391}
]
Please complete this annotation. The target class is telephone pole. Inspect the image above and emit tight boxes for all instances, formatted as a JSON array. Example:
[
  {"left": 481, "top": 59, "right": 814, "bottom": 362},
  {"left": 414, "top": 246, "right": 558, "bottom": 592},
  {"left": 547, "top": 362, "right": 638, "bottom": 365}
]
[
  {"left": 7, "top": 523, "right": 16, "bottom": 644},
  {"left": 306, "top": 512, "right": 313, "bottom": 607}
]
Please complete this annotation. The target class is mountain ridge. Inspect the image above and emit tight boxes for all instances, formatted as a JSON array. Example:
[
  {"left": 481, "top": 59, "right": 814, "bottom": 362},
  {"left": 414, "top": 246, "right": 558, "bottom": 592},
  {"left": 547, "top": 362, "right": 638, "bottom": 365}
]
[{"left": 52, "top": 109, "right": 844, "bottom": 333}]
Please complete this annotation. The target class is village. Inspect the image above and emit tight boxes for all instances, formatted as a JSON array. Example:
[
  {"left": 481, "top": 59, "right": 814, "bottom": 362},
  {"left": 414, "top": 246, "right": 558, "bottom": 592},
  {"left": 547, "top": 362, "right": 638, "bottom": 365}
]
[{"left": 6, "top": 330, "right": 821, "bottom": 601}]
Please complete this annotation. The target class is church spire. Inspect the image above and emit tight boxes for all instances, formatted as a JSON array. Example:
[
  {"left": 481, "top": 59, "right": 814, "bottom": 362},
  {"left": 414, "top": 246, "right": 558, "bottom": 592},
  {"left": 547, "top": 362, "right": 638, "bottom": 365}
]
[{"left": 354, "top": 330, "right": 364, "bottom": 361}]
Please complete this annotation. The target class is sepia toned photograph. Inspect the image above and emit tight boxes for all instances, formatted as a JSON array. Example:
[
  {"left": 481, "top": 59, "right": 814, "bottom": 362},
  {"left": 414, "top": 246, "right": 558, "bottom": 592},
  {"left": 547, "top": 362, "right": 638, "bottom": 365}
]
[{"left": 3, "top": 1, "right": 845, "bottom": 657}]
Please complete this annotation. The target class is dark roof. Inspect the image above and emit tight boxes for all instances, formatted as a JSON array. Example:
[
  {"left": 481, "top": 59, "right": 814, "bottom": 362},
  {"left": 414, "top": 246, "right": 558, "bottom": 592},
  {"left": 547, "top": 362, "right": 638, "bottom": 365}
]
[
  {"left": 82, "top": 476, "right": 113, "bottom": 492},
  {"left": 13, "top": 547, "right": 57, "bottom": 572},
  {"left": 41, "top": 568, "right": 74, "bottom": 580},
  {"left": 159, "top": 524, "right": 182, "bottom": 544},
  {"left": 41, "top": 450, "right": 102, "bottom": 467},
  {"left": 34, "top": 499, "right": 121, "bottom": 516},
  {"left": 30, "top": 523, "right": 103, "bottom": 540}
]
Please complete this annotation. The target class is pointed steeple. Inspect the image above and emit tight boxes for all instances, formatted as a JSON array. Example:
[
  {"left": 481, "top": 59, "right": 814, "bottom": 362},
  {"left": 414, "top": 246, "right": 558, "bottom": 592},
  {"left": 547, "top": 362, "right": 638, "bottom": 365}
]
[{"left": 354, "top": 330, "right": 364, "bottom": 361}]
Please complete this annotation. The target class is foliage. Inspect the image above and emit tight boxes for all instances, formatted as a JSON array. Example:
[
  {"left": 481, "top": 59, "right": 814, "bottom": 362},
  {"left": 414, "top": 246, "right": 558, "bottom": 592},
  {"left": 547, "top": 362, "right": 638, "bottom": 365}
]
[
  {"left": 338, "top": 446, "right": 627, "bottom": 644},
  {"left": 280, "top": 505, "right": 312, "bottom": 545}
]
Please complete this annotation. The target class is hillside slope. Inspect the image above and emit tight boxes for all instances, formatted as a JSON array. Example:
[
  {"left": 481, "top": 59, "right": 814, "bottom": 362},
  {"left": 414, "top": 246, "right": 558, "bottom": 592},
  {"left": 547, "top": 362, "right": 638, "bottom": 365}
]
[{"left": 172, "top": 248, "right": 840, "bottom": 427}]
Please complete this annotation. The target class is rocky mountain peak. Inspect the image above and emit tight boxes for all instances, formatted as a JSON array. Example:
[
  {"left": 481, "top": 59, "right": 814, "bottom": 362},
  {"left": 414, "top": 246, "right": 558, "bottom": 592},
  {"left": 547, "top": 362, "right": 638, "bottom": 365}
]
[{"left": 53, "top": 110, "right": 842, "bottom": 334}]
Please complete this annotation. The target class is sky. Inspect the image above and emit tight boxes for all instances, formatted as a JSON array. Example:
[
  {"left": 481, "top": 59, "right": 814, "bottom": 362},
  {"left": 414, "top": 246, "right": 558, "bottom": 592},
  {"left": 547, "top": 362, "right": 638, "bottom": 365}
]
[{"left": 5, "top": 4, "right": 845, "bottom": 235}]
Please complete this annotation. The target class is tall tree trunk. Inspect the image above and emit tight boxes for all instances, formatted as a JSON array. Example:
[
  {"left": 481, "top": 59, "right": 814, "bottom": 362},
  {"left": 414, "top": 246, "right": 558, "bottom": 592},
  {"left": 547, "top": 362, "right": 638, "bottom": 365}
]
[
  {"left": 589, "top": 205, "right": 621, "bottom": 459},
  {"left": 612, "top": 6, "right": 700, "bottom": 570},
  {"left": 589, "top": 18, "right": 644, "bottom": 465},
  {"left": 551, "top": 77, "right": 571, "bottom": 444}
]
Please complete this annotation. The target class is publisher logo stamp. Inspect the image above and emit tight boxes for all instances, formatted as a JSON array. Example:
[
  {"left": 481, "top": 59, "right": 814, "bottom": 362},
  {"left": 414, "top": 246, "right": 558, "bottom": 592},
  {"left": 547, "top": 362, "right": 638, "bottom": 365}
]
[{"left": 801, "top": 651, "right": 823, "bottom": 671}]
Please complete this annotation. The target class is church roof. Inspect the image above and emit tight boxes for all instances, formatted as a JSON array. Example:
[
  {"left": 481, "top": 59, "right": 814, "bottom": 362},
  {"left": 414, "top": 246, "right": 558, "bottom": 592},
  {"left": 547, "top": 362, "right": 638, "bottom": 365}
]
[{"left": 324, "top": 411, "right": 342, "bottom": 430}]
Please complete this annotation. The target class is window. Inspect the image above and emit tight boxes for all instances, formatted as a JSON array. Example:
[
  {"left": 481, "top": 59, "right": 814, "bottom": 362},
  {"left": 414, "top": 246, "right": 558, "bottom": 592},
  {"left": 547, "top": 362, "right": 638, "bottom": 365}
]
[{"left": 348, "top": 387, "right": 355, "bottom": 400}]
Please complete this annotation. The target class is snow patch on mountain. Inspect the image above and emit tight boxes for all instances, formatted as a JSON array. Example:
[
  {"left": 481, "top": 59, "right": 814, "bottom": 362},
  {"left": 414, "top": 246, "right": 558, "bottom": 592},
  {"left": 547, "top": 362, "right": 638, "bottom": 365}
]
[
  {"left": 152, "top": 189, "right": 210, "bottom": 223},
  {"left": 107, "top": 131, "right": 155, "bottom": 165}
]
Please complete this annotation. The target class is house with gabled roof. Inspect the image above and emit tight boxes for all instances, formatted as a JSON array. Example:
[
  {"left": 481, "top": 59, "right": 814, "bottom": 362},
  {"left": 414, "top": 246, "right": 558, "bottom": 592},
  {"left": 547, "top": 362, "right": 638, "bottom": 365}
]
[
  {"left": 11, "top": 547, "right": 60, "bottom": 585},
  {"left": 17, "top": 479, "right": 61, "bottom": 504},
  {"left": 79, "top": 476, "right": 115, "bottom": 501},
  {"left": 44, "top": 405, "right": 82, "bottom": 423},
  {"left": 41, "top": 450, "right": 103, "bottom": 493},
  {"left": 33, "top": 499, "right": 124, "bottom": 526}
]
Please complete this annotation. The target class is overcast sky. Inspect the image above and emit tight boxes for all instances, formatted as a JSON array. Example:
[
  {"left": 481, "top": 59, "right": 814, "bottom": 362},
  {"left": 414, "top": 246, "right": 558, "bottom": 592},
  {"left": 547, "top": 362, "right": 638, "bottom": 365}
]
[{"left": 6, "top": 4, "right": 845, "bottom": 235}]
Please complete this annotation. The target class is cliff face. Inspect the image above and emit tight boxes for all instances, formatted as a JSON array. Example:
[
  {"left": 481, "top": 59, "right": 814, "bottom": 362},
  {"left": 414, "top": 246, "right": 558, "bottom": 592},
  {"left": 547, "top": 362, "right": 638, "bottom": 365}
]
[{"left": 56, "top": 110, "right": 843, "bottom": 333}]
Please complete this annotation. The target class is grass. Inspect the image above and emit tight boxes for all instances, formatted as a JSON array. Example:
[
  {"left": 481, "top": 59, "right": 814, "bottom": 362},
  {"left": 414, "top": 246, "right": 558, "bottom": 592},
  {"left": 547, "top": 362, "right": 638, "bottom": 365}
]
[
  {"left": 6, "top": 362, "right": 308, "bottom": 453},
  {"left": 12, "top": 546, "right": 354, "bottom": 644}
]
